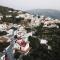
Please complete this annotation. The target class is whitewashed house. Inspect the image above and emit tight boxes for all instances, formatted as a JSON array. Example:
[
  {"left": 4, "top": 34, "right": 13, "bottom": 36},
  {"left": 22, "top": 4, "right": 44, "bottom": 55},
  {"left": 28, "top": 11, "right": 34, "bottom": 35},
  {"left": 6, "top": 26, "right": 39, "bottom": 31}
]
[
  {"left": 0, "top": 24, "right": 7, "bottom": 31},
  {"left": 6, "top": 15, "right": 12, "bottom": 18},
  {"left": 7, "top": 23, "right": 13, "bottom": 29},
  {"left": 24, "top": 13, "right": 31, "bottom": 19},
  {"left": 17, "top": 14, "right": 25, "bottom": 18},
  {"left": 54, "top": 19, "right": 60, "bottom": 23},
  {"left": 48, "top": 45, "right": 52, "bottom": 50},
  {"left": 15, "top": 15, "right": 20, "bottom": 18},
  {"left": 31, "top": 17, "right": 40, "bottom": 27},
  {"left": 8, "top": 10, "right": 12, "bottom": 13},
  {"left": 0, "top": 14, "right": 3, "bottom": 20},
  {"left": 17, "top": 26, "right": 27, "bottom": 38},
  {"left": 45, "top": 17, "right": 52, "bottom": 21},
  {"left": 6, "top": 29, "right": 14, "bottom": 37},
  {"left": 17, "top": 10, "right": 23, "bottom": 14},
  {"left": 13, "top": 24, "right": 18, "bottom": 28},
  {"left": 22, "top": 32, "right": 33, "bottom": 42},
  {"left": 40, "top": 39, "right": 48, "bottom": 45},
  {"left": 40, "top": 15, "right": 45, "bottom": 20},
  {"left": 43, "top": 20, "right": 59, "bottom": 28}
]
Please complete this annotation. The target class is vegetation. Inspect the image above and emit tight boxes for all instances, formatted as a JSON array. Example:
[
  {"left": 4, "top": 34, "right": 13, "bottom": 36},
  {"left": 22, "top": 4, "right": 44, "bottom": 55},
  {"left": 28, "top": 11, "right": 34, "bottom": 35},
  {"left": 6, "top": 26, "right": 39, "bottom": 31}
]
[
  {"left": 0, "top": 6, "right": 14, "bottom": 15},
  {"left": 0, "top": 6, "right": 60, "bottom": 60},
  {"left": 0, "top": 31, "right": 7, "bottom": 36},
  {"left": 31, "top": 24, "right": 60, "bottom": 60},
  {"left": 0, "top": 6, "right": 24, "bottom": 24}
]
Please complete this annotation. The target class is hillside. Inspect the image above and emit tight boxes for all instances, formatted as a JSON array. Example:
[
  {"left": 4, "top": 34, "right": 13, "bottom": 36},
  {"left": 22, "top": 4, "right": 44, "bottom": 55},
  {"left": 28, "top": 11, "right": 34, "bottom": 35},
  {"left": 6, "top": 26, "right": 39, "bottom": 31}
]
[
  {"left": 0, "top": 6, "right": 15, "bottom": 15},
  {"left": 27, "top": 9, "right": 60, "bottom": 19},
  {"left": 0, "top": 6, "right": 21, "bottom": 23}
]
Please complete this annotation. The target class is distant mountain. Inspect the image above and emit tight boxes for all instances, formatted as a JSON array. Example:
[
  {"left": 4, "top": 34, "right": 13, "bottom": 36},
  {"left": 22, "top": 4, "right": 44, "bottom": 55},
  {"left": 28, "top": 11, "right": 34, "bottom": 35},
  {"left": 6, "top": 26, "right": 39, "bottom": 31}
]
[{"left": 27, "top": 9, "right": 60, "bottom": 19}]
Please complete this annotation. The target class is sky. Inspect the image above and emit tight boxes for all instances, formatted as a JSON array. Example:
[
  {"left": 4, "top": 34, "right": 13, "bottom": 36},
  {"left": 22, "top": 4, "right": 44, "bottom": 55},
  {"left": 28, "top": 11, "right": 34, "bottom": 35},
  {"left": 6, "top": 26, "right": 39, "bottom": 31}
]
[{"left": 0, "top": 0, "right": 60, "bottom": 11}]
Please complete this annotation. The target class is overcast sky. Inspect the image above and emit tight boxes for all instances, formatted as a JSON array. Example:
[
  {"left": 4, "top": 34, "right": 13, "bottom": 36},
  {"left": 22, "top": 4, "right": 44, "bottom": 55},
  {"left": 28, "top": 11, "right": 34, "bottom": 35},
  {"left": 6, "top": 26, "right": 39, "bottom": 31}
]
[{"left": 0, "top": 0, "right": 60, "bottom": 11}]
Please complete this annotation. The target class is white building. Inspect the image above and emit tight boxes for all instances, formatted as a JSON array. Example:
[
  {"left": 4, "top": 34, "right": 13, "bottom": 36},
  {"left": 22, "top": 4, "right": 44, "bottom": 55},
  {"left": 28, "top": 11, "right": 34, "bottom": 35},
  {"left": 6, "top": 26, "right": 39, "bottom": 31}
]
[
  {"left": 45, "top": 17, "right": 52, "bottom": 20},
  {"left": 17, "top": 10, "right": 23, "bottom": 14},
  {"left": 8, "top": 10, "right": 12, "bottom": 13},
  {"left": 48, "top": 45, "right": 52, "bottom": 50},
  {"left": 17, "top": 14, "right": 25, "bottom": 18},
  {"left": 13, "top": 24, "right": 18, "bottom": 28},
  {"left": 7, "top": 29, "right": 14, "bottom": 37},
  {"left": 6, "top": 15, "right": 12, "bottom": 18},
  {"left": 40, "top": 39, "right": 48, "bottom": 45},
  {"left": 17, "top": 26, "right": 27, "bottom": 38},
  {"left": 15, "top": 15, "right": 20, "bottom": 18},
  {"left": 43, "top": 21, "right": 59, "bottom": 28},
  {"left": 40, "top": 15, "right": 45, "bottom": 20},
  {"left": 31, "top": 17, "right": 40, "bottom": 27},
  {"left": 0, "top": 24, "right": 7, "bottom": 31},
  {"left": 0, "top": 15, "right": 3, "bottom": 20}
]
